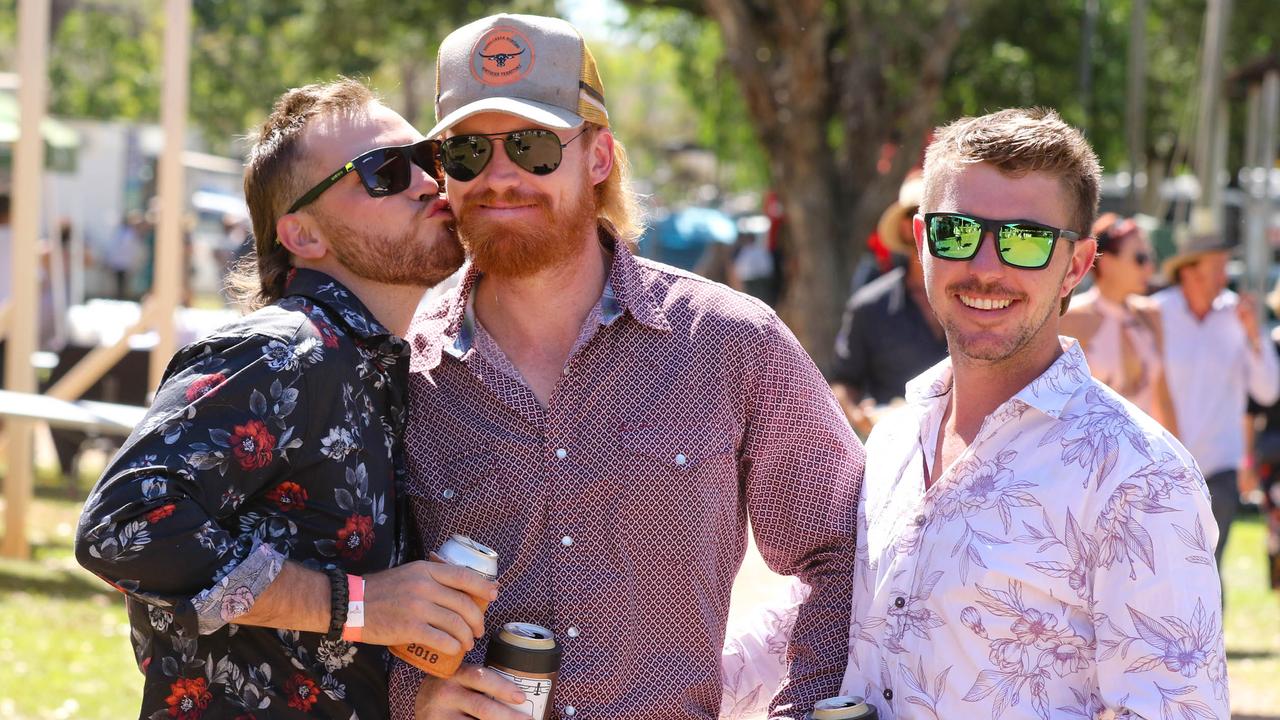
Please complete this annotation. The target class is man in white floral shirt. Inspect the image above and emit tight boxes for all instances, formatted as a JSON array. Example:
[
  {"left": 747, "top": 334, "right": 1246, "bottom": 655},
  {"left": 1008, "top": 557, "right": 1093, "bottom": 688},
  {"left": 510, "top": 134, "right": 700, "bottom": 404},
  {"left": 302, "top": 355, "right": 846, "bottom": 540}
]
[{"left": 722, "top": 108, "right": 1227, "bottom": 719}]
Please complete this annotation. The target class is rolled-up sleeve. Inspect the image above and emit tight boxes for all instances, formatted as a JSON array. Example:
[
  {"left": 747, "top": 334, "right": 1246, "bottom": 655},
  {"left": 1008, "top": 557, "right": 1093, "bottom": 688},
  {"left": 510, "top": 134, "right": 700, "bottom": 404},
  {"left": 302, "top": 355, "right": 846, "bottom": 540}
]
[
  {"left": 742, "top": 314, "right": 864, "bottom": 718},
  {"left": 75, "top": 331, "right": 307, "bottom": 636}
]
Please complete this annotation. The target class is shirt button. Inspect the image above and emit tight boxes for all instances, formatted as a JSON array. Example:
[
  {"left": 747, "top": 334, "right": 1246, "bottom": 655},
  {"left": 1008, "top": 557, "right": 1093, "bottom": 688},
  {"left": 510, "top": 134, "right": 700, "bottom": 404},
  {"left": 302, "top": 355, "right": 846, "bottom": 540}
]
[
  {"left": 883, "top": 688, "right": 893, "bottom": 701},
  {"left": 555, "top": 448, "right": 568, "bottom": 459},
  {"left": 674, "top": 453, "right": 688, "bottom": 466},
  {"left": 563, "top": 706, "right": 576, "bottom": 716},
  {"left": 566, "top": 626, "right": 580, "bottom": 638},
  {"left": 894, "top": 596, "right": 906, "bottom": 609},
  {"left": 561, "top": 535, "right": 574, "bottom": 547},
  {"left": 914, "top": 514, "right": 926, "bottom": 526},
  {"left": 441, "top": 488, "right": 455, "bottom": 500}
]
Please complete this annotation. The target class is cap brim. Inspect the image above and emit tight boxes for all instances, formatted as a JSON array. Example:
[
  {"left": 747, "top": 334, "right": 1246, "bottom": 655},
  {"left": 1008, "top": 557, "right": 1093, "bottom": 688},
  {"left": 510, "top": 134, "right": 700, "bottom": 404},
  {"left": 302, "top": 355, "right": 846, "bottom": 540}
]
[
  {"left": 876, "top": 202, "right": 915, "bottom": 256},
  {"left": 427, "top": 97, "right": 583, "bottom": 139},
  {"left": 1162, "top": 248, "right": 1226, "bottom": 282}
]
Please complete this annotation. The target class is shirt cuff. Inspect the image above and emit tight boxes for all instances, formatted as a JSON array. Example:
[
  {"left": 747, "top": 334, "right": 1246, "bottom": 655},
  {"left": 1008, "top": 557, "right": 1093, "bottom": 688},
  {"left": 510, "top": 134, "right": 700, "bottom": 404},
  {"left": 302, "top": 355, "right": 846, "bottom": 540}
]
[{"left": 192, "top": 542, "right": 286, "bottom": 635}]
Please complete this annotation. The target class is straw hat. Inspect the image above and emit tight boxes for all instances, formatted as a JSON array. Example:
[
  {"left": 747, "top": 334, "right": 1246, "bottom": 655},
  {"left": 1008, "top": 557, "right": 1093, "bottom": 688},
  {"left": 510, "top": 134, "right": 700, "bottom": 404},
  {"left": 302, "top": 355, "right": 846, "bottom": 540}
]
[
  {"left": 876, "top": 173, "right": 924, "bottom": 256},
  {"left": 1161, "top": 231, "right": 1233, "bottom": 284}
]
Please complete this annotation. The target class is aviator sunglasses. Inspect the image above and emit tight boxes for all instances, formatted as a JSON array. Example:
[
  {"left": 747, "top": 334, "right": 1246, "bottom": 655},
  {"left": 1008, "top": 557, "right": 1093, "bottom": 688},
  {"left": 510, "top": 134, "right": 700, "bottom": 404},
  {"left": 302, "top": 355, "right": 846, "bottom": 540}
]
[
  {"left": 923, "top": 212, "right": 1083, "bottom": 270},
  {"left": 439, "top": 128, "right": 588, "bottom": 182},
  {"left": 286, "top": 139, "right": 443, "bottom": 215}
]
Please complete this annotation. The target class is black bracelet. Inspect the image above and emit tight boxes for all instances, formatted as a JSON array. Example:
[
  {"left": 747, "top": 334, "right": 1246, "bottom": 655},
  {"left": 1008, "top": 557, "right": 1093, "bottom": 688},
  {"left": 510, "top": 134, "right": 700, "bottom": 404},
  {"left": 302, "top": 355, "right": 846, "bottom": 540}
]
[{"left": 325, "top": 566, "right": 349, "bottom": 641}]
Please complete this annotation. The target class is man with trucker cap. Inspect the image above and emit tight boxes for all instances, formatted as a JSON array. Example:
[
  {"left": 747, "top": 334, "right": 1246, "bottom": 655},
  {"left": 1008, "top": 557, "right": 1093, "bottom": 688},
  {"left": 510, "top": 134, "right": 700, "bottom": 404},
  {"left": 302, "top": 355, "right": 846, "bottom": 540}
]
[{"left": 394, "top": 13, "right": 864, "bottom": 720}]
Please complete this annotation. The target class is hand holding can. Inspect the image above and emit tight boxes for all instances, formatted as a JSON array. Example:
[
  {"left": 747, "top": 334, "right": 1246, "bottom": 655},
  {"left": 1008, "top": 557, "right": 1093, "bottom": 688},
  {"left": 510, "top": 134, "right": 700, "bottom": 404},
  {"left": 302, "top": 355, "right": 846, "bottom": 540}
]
[{"left": 391, "top": 535, "right": 500, "bottom": 678}]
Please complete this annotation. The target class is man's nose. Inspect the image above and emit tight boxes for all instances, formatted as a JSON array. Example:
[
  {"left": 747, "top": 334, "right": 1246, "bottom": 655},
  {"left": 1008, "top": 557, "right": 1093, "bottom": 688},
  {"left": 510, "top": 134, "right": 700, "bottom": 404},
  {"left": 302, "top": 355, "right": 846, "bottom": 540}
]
[
  {"left": 967, "top": 230, "right": 1005, "bottom": 277},
  {"left": 476, "top": 140, "right": 523, "bottom": 191},
  {"left": 410, "top": 163, "right": 442, "bottom": 200}
]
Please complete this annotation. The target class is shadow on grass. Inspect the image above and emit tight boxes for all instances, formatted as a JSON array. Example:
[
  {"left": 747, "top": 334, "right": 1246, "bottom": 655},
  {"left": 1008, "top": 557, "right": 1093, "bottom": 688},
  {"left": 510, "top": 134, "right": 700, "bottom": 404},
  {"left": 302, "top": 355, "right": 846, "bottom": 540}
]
[
  {"left": 0, "top": 557, "right": 115, "bottom": 601},
  {"left": 0, "top": 568, "right": 114, "bottom": 600},
  {"left": 1228, "top": 648, "right": 1278, "bottom": 660}
]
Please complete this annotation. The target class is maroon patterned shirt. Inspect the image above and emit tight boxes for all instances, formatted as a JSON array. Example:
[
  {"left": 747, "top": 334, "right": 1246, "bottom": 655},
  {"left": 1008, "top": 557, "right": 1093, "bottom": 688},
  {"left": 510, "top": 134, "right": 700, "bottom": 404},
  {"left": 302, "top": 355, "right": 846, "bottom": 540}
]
[{"left": 392, "top": 237, "right": 863, "bottom": 719}]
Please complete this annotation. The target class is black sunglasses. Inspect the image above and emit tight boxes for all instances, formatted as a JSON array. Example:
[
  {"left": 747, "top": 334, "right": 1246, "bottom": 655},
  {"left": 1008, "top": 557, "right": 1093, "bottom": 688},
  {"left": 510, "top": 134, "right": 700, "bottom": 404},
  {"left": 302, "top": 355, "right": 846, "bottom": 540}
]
[
  {"left": 286, "top": 139, "right": 442, "bottom": 215},
  {"left": 923, "top": 212, "right": 1082, "bottom": 270},
  {"left": 439, "top": 128, "right": 588, "bottom": 182}
]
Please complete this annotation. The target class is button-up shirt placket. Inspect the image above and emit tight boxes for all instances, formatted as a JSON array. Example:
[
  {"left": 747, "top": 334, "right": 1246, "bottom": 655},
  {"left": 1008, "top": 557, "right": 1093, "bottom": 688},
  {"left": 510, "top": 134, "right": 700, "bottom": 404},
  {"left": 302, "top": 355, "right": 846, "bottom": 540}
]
[{"left": 461, "top": 293, "right": 626, "bottom": 718}]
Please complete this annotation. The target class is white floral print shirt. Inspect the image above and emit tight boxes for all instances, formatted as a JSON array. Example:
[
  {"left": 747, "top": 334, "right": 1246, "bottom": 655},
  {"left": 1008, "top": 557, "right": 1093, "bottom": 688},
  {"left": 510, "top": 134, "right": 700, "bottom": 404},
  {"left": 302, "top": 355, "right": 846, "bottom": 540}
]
[{"left": 722, "top": 339, "right": 1227, "bottom": 720}]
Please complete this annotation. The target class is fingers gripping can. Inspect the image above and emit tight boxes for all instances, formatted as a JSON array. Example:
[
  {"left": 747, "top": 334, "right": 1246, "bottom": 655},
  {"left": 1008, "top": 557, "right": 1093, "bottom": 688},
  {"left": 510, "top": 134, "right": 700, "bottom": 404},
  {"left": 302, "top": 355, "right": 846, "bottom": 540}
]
[
  {"left": 390, "top": 534, "right": 499, "bottom": 678},
  {"left": 484, "top": 623, "right": 561, "bottom": 720},
  {"left": 805, "top": 695, "right": 879, "bottom": 720}
]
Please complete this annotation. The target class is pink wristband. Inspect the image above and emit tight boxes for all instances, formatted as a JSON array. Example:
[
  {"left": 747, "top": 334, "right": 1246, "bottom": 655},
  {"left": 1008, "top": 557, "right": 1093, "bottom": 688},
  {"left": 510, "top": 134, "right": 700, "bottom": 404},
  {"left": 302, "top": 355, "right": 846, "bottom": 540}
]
[{"left": 342, "top": 574, "right": 364, "bottom": 642}]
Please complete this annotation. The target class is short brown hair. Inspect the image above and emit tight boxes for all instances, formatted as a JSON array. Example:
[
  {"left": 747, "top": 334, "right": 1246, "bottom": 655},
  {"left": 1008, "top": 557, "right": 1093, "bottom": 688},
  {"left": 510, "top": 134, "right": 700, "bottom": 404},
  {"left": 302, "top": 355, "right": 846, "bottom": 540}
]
[
  {"left": 921, "top": 107, "right": 1101, "bottom": 238},
  {"left": 227, "top": 77, "right": 376, "bottom": 309}
]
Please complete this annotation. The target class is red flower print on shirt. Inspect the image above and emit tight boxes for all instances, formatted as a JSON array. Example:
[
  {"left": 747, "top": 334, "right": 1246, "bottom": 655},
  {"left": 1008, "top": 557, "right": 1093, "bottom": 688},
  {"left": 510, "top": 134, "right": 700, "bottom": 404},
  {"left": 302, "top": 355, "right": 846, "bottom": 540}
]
[
  {"left": 164, "top": 676, "right": 211, "bottom": 719},
  {"left": 146, "top": 504, "right": 176, "bottom": 523},
  {"left": 229, "top": 420, "right": 275, "bottom": 470},
  {"left": 266, "top": 481, "right": 308, "bottom": 512},
  {"left": 184, "top": 373, "right": 227, "bottom": 402},
  {"left": 336, "top": 515, "right": 374, "bottom": 560},
  {"left": 285, "top": 673, "right": 320, "bottom": 711}
]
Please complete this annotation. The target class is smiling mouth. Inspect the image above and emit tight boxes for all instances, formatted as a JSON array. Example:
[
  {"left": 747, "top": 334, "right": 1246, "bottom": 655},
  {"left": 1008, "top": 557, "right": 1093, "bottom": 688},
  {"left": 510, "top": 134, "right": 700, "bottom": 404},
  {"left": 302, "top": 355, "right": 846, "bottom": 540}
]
[{"left": 958, "top": 295, "right": 1015, "bottom": 310}]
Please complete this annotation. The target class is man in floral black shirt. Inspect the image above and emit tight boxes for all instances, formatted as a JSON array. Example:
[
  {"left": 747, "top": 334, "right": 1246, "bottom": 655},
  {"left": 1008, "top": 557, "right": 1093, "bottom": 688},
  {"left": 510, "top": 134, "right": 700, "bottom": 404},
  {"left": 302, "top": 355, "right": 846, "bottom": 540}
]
[{"left": 76, "top": 78, "right": 502, "bottom": 719}]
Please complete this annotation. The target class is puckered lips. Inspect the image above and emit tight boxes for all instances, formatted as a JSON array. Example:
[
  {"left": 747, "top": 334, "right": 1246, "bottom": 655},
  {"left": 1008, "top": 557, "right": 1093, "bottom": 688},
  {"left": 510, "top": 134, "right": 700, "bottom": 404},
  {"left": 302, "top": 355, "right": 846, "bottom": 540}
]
[{"left": 423, "top": 197, "right": 452, "bottom": 220}]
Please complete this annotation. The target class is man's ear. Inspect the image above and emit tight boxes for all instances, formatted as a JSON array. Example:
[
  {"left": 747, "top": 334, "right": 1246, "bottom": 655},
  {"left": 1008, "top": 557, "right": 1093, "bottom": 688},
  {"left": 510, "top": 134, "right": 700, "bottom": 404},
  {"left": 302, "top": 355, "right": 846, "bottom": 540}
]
[
  {"left": 587, "top": 127, "right": 615, "bottom": 186},
  {"left": 1061, "top": 237, "right": 1098, "bottom": 309},
  {"left": 913, "top": 214, "right": 927, "bottom": 266},
  {"left": 275, "top": 213, "right": 328, "bottom": 261}
]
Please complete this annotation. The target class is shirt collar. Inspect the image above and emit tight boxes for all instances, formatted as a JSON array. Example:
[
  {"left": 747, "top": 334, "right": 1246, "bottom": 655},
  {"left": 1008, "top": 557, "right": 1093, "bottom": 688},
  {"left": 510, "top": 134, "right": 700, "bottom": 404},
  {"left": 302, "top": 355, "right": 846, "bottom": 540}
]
[
  {"left": 282, "top": 268, "right": 394, "bottom": 341},
  {"left": 439, "top": 229, "right": 670, "bottom": 359},
  {"left": 905, "top": 337, "right": 1092, "bottom": 421}
]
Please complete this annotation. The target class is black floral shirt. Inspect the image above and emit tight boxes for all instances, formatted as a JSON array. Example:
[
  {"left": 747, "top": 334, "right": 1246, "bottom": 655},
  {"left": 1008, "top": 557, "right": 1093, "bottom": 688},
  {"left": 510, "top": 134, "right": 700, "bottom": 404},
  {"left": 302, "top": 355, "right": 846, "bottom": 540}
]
[{"left": 76, "top": 270, "right": 410, "bottom": 719}]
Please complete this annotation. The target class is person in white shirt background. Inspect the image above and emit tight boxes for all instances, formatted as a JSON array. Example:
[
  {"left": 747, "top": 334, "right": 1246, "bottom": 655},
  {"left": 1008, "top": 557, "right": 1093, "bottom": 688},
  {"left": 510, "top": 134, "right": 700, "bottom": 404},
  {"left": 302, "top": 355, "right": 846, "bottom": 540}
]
[
  {"left": 722, "top": 107, "right": 1227, "bottom": 720},
  {"left": 1153, "top": 234, "right": 1280, "bottom": 570}
]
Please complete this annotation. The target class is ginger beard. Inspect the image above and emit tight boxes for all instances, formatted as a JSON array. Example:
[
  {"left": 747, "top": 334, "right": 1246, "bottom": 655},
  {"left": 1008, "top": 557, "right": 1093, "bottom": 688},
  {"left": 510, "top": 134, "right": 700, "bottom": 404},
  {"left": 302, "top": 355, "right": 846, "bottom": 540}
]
[
  {"left": 454, "top": 167, "right": 598, "bottom": 279},
  {"left": 312, "top": 203, "right": 465, "bottom": 288}
]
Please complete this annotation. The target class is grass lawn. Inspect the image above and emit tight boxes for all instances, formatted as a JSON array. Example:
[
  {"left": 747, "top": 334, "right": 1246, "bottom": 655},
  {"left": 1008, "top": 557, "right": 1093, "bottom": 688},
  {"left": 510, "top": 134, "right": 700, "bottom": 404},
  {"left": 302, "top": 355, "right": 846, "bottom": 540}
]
[
  {"left": 1221, "top": 511, "right": 1280, "bottom": 718},
  {"left": 0, "top": 492, "right": 142, "bottom": 720},
  {"left": 1, "top": 492, "right": 1279, "bottom": 718}
]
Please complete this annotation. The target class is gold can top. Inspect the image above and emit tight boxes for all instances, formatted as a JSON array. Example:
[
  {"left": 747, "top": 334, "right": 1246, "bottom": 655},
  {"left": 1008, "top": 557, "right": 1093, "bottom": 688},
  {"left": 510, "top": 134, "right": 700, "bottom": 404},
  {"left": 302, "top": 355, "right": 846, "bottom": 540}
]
[
  {"left": 810, "top": 695, "right": 874, "bottom": 720},
  {"left": 498, "top": 622, "right": 557, "bottom": 651}
]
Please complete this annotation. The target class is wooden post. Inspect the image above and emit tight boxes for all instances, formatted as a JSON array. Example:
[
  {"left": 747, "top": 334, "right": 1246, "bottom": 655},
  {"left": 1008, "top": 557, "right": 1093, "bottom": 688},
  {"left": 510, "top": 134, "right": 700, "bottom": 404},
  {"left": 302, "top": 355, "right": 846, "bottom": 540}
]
[
  {"left": 1125, "top": 0, "right": 1148, "bottom": 215},
  {"left": 149, "top": 0, "right": 192, "bottom": 392},
  {"left": 45, "top": 300, "right": 155, "bottom": 402},
  {"left": 1191, "top": 0, "right": 1233, "bottom": 235},
  {"left": 3, "top": 0, "right": 50, "bottom": 559}
]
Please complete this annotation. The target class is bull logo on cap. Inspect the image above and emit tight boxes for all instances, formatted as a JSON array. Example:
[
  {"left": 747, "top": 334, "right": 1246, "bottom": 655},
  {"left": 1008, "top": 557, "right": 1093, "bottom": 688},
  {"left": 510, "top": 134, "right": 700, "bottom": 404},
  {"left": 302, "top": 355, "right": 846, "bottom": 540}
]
[{"left": 470, "top": 27, "right": 535, "bottom": 87}]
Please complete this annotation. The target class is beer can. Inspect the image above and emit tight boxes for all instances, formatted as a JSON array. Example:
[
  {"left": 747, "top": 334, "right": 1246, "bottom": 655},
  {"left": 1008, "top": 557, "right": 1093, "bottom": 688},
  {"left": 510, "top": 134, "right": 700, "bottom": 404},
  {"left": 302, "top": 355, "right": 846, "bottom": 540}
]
[
  {"left": 805, "top": 695, "right": 878, "bottom": 720},
  {"left": 436, "top": 534, "right": 500, "bottom": 580},
  {"left": 390, "top": 534, "right": 500, "bottom": 678},
  {"left": 484, "top": 622, "right": 561, "bottom": 720}
]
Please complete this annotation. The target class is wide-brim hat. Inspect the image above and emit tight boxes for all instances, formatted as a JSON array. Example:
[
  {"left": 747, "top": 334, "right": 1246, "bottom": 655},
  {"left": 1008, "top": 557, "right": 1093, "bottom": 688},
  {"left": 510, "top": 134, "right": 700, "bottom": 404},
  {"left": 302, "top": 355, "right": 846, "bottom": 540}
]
[
  {"left": 1161, "top": 231, "right": 1234, "bottom": 283},
  {"left": 875, "top": 173, "right": 924, "bottom": 256},
  {"left": 427, "top": 13, "right": 609, "bottom": 139}
]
